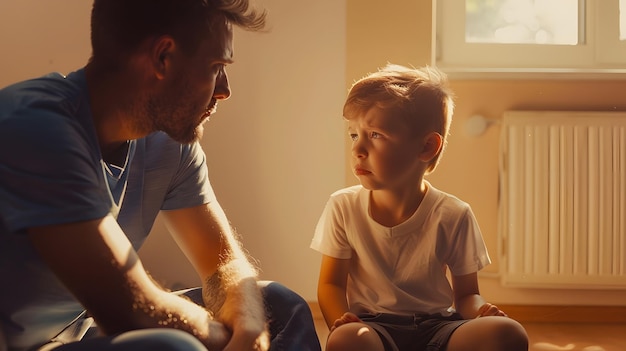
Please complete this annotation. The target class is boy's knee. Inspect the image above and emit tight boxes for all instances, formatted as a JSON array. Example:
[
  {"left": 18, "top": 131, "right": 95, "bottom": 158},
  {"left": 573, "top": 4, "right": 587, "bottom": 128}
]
[
  {"left": 449, "top": 317, "right": 528, "bottom": 351},
  {"left": 500, "top": 319, "right": 529, "bottom": 349},
  {"left": 326, "top": 323, "right": 383, "bottom": 351}
]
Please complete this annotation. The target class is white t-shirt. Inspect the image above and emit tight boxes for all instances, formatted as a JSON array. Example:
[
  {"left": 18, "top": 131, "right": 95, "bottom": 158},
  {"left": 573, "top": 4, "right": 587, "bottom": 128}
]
[{"left": 311, "top": 181, "right": 491, "bottom": 316}]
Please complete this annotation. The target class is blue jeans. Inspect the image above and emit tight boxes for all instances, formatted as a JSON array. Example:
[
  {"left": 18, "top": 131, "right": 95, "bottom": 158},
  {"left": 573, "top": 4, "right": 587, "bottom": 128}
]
[{"left": 52, "top": 281, "right": 321, "bottom": 351}]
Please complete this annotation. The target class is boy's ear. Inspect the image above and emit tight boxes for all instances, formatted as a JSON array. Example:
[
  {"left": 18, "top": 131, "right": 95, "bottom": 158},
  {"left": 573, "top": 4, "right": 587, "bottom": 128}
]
[{"left": 419, "top": 132, "right": 443, "bottom": 162}]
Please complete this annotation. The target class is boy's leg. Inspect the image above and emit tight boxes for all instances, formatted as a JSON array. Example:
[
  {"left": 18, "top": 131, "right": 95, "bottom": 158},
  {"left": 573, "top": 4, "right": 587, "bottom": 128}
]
[
  {"left": 445, "top": 317, "right": 528, "bottom": 351},
  {"left": 54, "top": 329, "right": 207, "bottom": 351},
  {"left": 325, "top": 322, "right": 386, "bottom": 351}
]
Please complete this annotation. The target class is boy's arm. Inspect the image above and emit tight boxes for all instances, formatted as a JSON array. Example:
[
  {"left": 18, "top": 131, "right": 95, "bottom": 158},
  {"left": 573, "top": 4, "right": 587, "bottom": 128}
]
[
  {"left": 162, "top": 202, "right": 269, "bottom": 351},
  {"left": 27, "top": 215, "right": 230, "bottom": 350},
  {"left": 317, "top": 255, "right": 351, "bottom": 328},
  {"left": 452, "top": 272, "right": 507, "bottom": 319}
]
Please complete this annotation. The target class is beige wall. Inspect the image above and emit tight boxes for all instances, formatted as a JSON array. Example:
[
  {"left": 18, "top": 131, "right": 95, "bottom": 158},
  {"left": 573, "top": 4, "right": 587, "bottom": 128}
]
[
  {"left": 345, "top": 0, "right": 626, "bottom": 306},
  {"left": 141, "top": 0, "right": 348, "bottom": 302},
  {"left": 0, "top": 0, "right": 346, "bottom": 303},
  {"left": 0, "top": 0, "right": 92, "bottom": 84},
  {"left": 3, "top": 0, "right": 625, "bottom": 308}
]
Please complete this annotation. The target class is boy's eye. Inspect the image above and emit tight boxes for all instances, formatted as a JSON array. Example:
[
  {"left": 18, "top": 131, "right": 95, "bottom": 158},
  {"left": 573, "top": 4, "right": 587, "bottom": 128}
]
[
  {"left": 349, "top": 133, "right": 358, "bottom": 141},
  {"left": 370, "top": 131, "right": 381, "bottom": 139}
]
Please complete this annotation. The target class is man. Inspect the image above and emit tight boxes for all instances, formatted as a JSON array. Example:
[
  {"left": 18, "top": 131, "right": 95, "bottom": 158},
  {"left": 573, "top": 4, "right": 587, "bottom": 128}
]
[{"left": 0, "top": 0, "right": 321, "bottom": 350}]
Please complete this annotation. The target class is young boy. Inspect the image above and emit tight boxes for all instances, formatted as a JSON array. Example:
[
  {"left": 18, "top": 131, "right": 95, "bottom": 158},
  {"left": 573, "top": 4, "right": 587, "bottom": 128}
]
[{"left": 310, "top": 64, "right": 528, "bottom": 351}]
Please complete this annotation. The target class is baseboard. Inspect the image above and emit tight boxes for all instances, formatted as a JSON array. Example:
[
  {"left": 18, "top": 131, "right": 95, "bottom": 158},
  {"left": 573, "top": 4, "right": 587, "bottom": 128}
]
[
  {"left": 496, "top": 304, "right": 626, "bottom": 323},
  {"left": 308, "top": 302, "right": 626, "bottom": 324}
]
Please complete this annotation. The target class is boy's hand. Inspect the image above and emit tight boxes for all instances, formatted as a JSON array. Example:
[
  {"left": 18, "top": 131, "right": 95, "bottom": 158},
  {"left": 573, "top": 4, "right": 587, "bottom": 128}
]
[
  {"left": 330, "top": 312, "right": 362, "bottom": 332},
  {"left": 476, "top": 303, "right": 508, "bottom": 318}
]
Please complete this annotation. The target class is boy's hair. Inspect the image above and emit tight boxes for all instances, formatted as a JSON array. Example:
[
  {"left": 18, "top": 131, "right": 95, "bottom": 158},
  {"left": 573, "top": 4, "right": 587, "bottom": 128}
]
[
  {"left": 90, "top": 0, "right": 267, "bottom": 69},
  {"left": 343, "top": 64, "right": 455, "bottom": 174}
]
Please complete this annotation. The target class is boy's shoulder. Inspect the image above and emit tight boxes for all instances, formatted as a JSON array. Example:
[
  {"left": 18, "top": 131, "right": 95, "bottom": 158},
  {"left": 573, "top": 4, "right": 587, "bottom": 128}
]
[
  {"left": 329, "top": 184, "right": 364, "bottom": 199},
  {"left": 425, "top": 182, "right": 472, "bottom": 212},
  {"left": 325, "top": 185, "right": 367, "bottom": 210}
]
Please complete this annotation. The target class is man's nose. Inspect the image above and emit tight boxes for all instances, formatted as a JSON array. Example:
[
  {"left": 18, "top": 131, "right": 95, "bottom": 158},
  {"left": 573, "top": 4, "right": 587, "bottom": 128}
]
[{"left": 214, "top": 68, "right": 231, "bottom": 100}]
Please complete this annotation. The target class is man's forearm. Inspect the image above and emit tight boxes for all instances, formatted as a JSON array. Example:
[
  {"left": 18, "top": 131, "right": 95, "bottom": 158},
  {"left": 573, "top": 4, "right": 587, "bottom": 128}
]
[
  {"left": 199, "top": 216, "right": 269, "bottom": 349},
  {"left": 203, "top": 257, "right": 265, "bottom": 325},
  {"left": 203, "top": 264, "right": 269, "bottom": 350},
  {"left": 121, "top": 280, "right": 231, "bottom": 349}
]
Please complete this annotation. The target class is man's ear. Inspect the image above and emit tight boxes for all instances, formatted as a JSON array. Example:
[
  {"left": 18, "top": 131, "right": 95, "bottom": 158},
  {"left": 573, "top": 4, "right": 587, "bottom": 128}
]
[
  {"left": 419, "top": 132, "right": 443, "bottom": 163},
  {"left": 151, "top": 36, "right": 176, "bottom": 80}
]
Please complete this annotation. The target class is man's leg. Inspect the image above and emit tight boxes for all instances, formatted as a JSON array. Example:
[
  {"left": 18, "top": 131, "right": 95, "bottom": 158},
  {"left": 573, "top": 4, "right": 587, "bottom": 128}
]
[
  {"left": 57, "top": 283, "right": 321, "bottom": 351},
  {"left": 182, "top": 282, "right": 322, "bottom": 351},
  {"left": 259, "top": 281, "right": 322, "bottom": 351},
  {"left": 54, "top": 329, "right": 207, "bottom": 351}
]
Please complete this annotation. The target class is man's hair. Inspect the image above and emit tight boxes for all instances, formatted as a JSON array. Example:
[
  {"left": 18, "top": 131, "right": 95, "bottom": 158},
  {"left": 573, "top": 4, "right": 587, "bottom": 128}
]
[
  {"left": 343, "top": 64, "right": 455, "bottom": 173},
  {"left": 90, "top": 0, "right": 267, "bottom": 68}
]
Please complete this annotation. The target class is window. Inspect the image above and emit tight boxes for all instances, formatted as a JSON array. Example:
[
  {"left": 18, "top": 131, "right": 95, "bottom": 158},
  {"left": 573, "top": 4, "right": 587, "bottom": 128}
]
[{"left": 435, "top": 0, "right": 626, "bottom": 77}]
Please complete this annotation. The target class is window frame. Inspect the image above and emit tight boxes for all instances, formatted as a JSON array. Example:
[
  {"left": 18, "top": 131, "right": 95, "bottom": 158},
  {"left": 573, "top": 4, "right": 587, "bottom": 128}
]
[{"left": 433, "top": 0, "right": 626, "bottom": 80}]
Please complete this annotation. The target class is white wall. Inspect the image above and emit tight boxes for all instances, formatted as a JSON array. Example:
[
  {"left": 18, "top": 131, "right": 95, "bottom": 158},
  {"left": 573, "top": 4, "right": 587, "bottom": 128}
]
[{"left": 0, "top": 0, "right": 346, "bottom": 302}]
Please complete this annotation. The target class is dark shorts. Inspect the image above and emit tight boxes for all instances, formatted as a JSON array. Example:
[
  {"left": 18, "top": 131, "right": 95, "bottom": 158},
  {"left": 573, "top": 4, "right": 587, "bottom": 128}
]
[{"left": 358, "top": 312, "right": 468, "bottom": 351}]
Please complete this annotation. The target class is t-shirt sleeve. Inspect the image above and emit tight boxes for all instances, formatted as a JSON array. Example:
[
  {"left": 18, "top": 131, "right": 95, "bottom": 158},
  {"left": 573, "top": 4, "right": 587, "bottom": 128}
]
[
  {"left": 445, "top": 205, "right": 492, "bottom": 276},
  {"left": 310, "top": 195, "right": 353, "bottom": 259},
  {"left": 160, "top": 140, "right": 216, "bottom": 210},
  {"left": 0, "top": 109, "right": 110, "bottom": 233}
]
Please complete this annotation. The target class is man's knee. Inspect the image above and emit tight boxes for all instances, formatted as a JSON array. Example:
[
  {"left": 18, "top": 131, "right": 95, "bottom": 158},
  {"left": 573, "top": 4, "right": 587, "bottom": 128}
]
[
  {"left": 112, "top": 329, "right": 207, "bottom": 351},
  {"left": 259, "top": 281, "right": 308, "bottom": 308}
]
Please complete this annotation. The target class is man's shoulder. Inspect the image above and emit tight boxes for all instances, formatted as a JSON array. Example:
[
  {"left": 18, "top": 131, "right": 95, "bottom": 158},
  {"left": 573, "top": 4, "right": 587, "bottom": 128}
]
[
  {"left": 0, "top": 70, "right": 89, "bottom": 129},
  {"left": 1, "top": 71, "right": 84, "bottom": 105},
  {"left": 141, "top": 132, "right": 204, "bottom": 162}
]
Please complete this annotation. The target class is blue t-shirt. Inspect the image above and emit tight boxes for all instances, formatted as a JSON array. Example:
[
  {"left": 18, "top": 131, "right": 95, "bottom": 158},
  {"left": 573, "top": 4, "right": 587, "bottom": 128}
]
[{"left": 0, "top": 69, "right": 216, "bottom": 350}]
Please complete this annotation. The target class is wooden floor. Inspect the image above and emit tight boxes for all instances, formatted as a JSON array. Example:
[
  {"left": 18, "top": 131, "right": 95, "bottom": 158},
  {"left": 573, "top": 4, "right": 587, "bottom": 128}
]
[
  {"left": 523, "top": 323, "right": 626, "bottom": 351},
  {"left": 314, "top": 318, "right": 626, "bottom": 351}
]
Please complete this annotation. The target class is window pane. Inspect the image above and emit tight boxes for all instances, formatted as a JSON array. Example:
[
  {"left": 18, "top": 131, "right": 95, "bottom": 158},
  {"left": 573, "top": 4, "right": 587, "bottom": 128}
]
[{"left": 465, "top": 0, "right": 579, "bottom": 45}]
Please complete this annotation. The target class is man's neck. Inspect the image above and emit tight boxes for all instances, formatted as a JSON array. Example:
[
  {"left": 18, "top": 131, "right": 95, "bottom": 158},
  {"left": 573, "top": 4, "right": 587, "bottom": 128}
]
[
  {"left": 102, "top": 140, "right": 130, "bottom": 166},
  {"left": 84, "top": 62, "right": 146, "bottom": 162}
]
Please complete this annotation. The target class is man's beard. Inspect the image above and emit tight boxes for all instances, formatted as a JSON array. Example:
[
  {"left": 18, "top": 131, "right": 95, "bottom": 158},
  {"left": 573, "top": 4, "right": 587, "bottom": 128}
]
[{"left": 145, "top": 96, "right": 205, "bottom": 144}]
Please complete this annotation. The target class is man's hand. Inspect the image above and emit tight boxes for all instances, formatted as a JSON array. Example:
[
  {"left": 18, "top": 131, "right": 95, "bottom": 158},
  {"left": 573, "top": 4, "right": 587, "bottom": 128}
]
[
  {"left": 163, "top": 203, "right": 268, "bottom": 350},
  {"left": 204, "top": 320, "right": 232, "bottom": 350},
  {"left": 223, "top": 328, "right": 270, "bottom": 351},
  {"left": 211, "top": 275, "right": 269, "bottom": 351}
]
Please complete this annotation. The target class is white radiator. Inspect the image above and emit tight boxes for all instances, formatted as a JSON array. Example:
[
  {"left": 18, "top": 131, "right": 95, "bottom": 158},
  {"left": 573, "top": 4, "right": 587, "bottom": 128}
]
[{"left": 498, "top": 111, "right": 626, "bottom": 289}]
